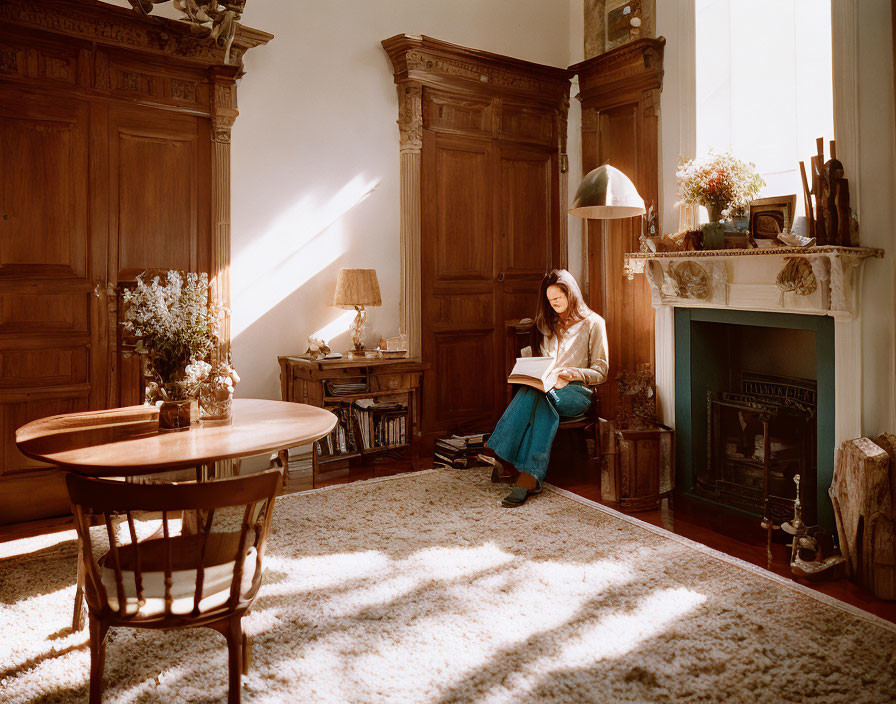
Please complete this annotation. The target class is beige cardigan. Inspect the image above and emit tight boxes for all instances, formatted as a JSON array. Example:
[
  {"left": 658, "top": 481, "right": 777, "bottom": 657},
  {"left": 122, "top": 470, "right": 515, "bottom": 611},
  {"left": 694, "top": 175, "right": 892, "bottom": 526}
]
[{"left": 539, "top": 311, "right": 609, "bottom": 386}]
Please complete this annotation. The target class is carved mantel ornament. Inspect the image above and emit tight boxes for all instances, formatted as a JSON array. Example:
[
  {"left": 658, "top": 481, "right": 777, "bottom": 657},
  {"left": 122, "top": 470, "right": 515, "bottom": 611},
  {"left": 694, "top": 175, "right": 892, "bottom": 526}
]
[{"left": 128, "top": 0, "right": 246, "bottom": 63}]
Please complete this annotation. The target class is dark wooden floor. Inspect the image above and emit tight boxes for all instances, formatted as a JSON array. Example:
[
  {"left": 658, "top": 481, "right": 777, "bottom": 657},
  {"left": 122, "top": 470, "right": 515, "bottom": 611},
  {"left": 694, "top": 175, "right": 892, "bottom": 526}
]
[{"left": 3, "top": 456, "right": 895, "bottom": 626}]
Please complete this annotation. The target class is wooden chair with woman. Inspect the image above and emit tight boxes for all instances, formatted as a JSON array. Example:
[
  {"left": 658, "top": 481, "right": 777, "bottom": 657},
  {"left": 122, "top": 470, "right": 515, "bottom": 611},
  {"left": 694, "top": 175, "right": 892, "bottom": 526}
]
[
  {"left": 487, "top": 269, "right": 608, "bottom": 507},
  {"left": 66, "top": 467, "right": 282, "bottom": 704}
]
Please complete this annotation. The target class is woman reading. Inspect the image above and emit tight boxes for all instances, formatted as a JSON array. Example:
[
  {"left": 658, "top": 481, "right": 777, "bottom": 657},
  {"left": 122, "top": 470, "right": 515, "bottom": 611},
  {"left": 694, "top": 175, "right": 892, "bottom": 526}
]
[{"left": 486, "top": 269, "right": 608, "bottom": 507}]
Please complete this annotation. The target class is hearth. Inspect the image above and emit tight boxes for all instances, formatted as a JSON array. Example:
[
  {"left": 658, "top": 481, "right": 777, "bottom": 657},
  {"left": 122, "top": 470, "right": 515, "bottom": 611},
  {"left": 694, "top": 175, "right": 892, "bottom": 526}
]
[{"left": 674, "top": 308, "right": 834, "bottom": 531}]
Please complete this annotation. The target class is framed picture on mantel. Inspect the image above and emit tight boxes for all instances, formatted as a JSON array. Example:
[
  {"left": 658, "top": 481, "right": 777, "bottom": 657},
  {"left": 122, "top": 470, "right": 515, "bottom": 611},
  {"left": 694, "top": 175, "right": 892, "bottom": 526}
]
[{"left": 749, "top": 195, "right": 797, "bottom": 239}]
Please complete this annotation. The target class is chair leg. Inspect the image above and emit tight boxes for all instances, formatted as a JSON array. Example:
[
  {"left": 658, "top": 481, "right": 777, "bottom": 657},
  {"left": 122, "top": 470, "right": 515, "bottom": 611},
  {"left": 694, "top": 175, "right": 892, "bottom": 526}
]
[
  {"left": 218, "top": 615, "right": 244, "bottom": 704},
  {"left": 73, "top": 544, "right": 85, "bottom": 632},
  {"left": 88, "top": 617, "right": 109, "bottom": 704},
  {"left": 242, "top": 632, "right": 251, "bottom": 676}
]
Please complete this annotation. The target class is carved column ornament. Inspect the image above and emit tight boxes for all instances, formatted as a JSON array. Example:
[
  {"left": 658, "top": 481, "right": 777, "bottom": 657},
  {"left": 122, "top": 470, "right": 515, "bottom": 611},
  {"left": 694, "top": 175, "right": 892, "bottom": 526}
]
[{"left": 397, "top": 82, "right": 423, "bottom": 154}]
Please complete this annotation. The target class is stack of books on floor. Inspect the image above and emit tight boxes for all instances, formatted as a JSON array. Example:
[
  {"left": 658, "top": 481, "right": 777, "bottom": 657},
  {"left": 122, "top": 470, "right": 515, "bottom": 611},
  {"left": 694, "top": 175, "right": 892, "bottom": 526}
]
[{"left": 434, "top": 433, "right": 490, "bottom": 469}]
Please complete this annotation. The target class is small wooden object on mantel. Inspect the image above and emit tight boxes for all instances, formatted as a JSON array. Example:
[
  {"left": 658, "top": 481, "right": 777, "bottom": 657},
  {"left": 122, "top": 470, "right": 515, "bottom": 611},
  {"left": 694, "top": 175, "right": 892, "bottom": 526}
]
[
  {"left": 601, "top": 367, "right": 675, "bottom": 511},
  {"left": 800, "top": 138, "right": 855, "bottom": 246}
]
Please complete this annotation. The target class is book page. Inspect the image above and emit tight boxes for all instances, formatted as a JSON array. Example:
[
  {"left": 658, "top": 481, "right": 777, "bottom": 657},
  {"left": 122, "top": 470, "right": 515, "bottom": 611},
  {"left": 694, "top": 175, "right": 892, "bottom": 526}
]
[{"left": 509, "top": 356, "right": 554, "bottom": 379}]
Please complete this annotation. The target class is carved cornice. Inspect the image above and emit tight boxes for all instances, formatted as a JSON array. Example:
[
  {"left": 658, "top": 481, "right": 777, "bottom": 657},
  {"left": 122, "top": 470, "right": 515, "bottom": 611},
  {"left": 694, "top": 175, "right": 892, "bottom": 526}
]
[
  {"left": 571, "top": 37, "right": 665, "bottom": 104},
  {"left": 382, "top": 33, "right": 571, "bottom": 101},
  {"left": 0, "top": 0, "right": 272, "bottom": 70}
]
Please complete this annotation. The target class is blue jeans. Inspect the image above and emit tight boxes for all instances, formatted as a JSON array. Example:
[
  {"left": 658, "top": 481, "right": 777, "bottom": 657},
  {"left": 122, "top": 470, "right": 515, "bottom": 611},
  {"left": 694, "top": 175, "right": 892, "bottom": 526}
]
[{"left": 486, "top": 383, "right": 593, "bottom": 484}]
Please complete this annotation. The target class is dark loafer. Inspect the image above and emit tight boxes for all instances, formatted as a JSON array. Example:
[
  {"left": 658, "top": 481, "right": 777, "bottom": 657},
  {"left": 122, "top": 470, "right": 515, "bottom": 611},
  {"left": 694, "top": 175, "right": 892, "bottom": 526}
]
[{"left": 500, "top": 481, "right": 542, "bottom": 508}]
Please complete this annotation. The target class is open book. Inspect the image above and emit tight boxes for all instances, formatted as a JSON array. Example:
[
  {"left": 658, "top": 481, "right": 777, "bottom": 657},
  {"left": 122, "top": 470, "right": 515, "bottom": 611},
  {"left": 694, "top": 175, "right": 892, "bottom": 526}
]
[{"left": 507, "top": 356, "right": 559, "bottom": 393}]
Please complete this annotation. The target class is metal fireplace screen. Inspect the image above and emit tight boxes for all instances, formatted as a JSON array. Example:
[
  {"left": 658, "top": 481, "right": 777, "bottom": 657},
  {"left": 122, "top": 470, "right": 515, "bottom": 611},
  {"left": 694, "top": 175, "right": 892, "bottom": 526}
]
[{"left": 700, "top": 373, "right": 817, "bottom": 523}]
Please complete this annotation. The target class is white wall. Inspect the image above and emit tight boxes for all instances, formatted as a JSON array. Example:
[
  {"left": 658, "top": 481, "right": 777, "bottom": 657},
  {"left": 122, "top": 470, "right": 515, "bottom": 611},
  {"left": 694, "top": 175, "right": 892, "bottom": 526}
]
[
  {"left": 657, "top": 0, "right": 896, "bottom": 436},
  {"left": 568, "top": 0, "right": 585, "bottom": 284},
  {"left": 226, "top": 0, "right": 577, "bottom": 400}
]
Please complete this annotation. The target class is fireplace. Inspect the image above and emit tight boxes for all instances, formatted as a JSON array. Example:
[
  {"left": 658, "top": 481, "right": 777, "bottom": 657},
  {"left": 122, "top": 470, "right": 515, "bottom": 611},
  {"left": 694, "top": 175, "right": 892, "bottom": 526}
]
[
  {"left": 674, "top": 309, "right": 834, "bottom": 530},
  {"left": 622, "top": 246, "right": 882, "bottom": 534}
]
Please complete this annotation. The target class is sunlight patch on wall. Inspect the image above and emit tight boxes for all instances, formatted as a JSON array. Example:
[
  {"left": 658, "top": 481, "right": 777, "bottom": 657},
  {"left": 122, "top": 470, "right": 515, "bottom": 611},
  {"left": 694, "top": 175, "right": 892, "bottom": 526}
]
[
  {"left": 311, "top": 310, "right": 357, "bottom": 345},
  {"left": 231, "top": 175, "right": 379, "bottom": 338}
]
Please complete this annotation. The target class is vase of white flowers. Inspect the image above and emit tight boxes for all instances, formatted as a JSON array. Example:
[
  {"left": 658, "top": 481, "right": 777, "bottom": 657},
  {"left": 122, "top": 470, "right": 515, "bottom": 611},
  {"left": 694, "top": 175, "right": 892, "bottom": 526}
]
[
  {"left": 122, "top": 271, "right": 228, "bottom": 431},
  {"left": 677, "top": 150, "right": 765, "bottom": 248}
]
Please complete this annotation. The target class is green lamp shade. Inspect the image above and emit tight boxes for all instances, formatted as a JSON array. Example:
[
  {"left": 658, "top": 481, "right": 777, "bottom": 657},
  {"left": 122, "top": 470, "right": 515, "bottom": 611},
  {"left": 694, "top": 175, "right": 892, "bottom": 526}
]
[{"left": 569, "top": 164, "right": 646, "bottom": 219}]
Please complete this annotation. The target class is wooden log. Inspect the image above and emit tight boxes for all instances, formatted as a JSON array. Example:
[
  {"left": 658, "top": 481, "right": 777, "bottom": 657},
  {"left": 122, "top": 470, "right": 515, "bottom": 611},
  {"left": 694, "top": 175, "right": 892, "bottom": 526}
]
[
  {"left": 871, "top": 433, "right": 896, "bottom": 599},
  {"left": 830, "top": 437, "right": 895, "bottom": 599}
]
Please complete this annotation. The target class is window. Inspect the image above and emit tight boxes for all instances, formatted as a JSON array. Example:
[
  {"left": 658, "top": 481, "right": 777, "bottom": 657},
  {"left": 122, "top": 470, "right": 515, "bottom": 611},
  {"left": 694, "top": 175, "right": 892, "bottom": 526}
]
[{"left": 695, "top": 0, "right": 834, "bottom": 200}]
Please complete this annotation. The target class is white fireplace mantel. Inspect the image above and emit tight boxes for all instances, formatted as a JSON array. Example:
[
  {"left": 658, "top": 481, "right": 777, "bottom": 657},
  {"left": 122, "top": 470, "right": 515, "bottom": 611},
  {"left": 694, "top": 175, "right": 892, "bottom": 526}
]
[{"left": 623, "top": 245, "right": 885, "bottom": 448}]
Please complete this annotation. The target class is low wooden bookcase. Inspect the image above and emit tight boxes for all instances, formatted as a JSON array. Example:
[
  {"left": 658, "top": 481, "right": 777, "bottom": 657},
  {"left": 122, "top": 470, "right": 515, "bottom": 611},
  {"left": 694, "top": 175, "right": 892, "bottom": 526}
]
[{"left": 278, "top": 356, "right": 425, "bottom": 486}]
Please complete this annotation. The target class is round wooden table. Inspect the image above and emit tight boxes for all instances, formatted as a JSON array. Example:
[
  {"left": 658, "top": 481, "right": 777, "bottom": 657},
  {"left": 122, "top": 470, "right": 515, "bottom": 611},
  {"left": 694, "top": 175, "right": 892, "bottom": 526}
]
[{"left": 15, "top": 398, "right": 337, "bottom": 478}]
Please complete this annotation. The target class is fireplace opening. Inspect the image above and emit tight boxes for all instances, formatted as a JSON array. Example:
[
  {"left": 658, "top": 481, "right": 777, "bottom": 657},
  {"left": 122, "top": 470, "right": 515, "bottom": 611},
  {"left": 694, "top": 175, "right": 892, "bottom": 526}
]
[{"left": 675, "top": 309, "right": 835, "bottom": 532}]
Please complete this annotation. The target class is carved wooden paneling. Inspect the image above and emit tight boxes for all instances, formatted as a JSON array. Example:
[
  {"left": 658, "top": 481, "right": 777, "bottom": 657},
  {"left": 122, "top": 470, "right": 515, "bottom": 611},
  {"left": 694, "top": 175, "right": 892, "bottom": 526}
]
[
  {"left": 433, "top": 139, "right": 492, "bottom": 280},
  {"left": 110, "top": 106, "right": 209, "bottom": 279},
  {"left": 1, "top": 395, "right": 87, "bottom": 477},
  {"left": 432, "top": 332, "right": 495, "bottom": 424},
  {"left": 0, "top": 1, "right": 269, "bottom": 524},
  {"left": 572, "top": 38, "right": 664, "bottom": 420},
  {"left": 0, "top": 89, "right": 88, "bottom": 279},
  {"left": 500, "top": 103, "right": 555, "bottom": 146},
  {"left": 500, "top": 147, "right": 552, "bottom": 275},
  {"left": 387, "top": 34, "right": 570, "bottom": 446},
  {"left": 0, "top": 347, "right": 88, "bottom": 388},
  {"left": 0, "top": 293, "right": 88, "bottom": 335},
  {"left": 423, "top": 89, "right": 492, "bottom": 135}
]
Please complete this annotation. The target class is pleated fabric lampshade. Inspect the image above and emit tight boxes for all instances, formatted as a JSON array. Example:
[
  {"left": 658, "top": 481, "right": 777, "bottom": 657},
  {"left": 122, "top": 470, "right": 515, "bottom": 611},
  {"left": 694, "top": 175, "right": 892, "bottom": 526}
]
[
  {"left": 569, "top": 164, "right": 646, "bottom": 219},
  {"left": 333, "top": 269, "right": 382, "bottom": 308},
  {"left": 333, "top": 269, "right": 381, "bottom": 353}
]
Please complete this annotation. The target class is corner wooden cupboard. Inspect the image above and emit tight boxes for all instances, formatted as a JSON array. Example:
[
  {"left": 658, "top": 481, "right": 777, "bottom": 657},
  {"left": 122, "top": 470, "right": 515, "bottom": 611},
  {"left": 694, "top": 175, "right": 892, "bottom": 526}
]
[
  {"left": 571, "top": 38, "right": 665, "bottom": 419},
  {"left": 0, "top": 0, "right": 270, "bottom": 523},
  {"left": 382, "top": 35, "right": 571, "bottom": 447}
]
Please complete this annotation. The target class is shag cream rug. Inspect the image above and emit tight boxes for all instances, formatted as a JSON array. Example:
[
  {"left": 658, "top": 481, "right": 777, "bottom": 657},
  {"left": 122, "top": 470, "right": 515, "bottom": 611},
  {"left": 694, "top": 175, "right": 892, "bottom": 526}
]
[{"left": 2, "top": 468, "right": 895, "bottom": 704}]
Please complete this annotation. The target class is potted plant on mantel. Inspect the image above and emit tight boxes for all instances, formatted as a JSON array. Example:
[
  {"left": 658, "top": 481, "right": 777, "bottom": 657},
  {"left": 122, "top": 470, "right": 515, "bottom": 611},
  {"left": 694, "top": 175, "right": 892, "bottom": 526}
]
[
  {"left": 122, "top": 271, "right": 235, "bottom": 431},
  {"left": 677, "top": 150, "right": 765, "bottom": 249}
]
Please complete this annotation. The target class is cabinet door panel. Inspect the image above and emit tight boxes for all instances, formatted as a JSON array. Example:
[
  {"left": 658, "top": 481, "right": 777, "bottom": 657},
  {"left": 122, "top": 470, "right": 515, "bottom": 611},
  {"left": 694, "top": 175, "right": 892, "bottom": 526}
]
[
  {"left": 0, "top": 90, "right": 88, "bottom": 278},
  {"left": 110, "top": 106, "right": 208, "bottom": 279},
  {"left": 0, "top": 86, "right": 99, "bottom": 525},
  {"left": 422, "top": 130, "right": 498, "bottom": 436},
  {"left": 108, "top": 106, "right": 211, "bottom": 407}
]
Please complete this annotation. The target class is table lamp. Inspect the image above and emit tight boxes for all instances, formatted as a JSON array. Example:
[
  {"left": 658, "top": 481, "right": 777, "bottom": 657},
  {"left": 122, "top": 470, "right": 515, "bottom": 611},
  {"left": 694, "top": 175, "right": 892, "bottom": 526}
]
[
  {"left": 569, "top": 164, "right": 645, "bottom": 219},
  {"left": 333, "top": 268, "right": 381, "bottom": 353}
]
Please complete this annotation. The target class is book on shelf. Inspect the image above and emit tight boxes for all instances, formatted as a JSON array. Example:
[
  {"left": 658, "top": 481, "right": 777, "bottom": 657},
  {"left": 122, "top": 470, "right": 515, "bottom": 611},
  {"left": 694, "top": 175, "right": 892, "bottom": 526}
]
[{"left": 507, "top": 356, "right": 559, "bottom": 393}]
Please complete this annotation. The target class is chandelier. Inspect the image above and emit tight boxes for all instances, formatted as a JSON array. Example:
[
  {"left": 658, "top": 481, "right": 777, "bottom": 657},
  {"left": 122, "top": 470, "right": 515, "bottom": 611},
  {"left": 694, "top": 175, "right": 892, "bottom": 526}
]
[{"left": 128, "top": 1, "right": 246, "bottom": 63}]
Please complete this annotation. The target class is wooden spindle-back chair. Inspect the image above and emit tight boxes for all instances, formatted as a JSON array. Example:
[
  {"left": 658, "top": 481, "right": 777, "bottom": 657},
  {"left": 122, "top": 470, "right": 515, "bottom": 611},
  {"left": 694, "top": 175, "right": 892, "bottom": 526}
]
[{"left": 66, "top": 468, "right": 282, "bottom": 704}]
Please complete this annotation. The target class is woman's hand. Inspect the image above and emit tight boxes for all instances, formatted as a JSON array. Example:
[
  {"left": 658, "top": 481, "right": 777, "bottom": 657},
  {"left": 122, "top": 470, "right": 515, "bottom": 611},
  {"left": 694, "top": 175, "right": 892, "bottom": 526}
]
[{"left": 557, "top": 368, "right": 583, "bottom": 382}]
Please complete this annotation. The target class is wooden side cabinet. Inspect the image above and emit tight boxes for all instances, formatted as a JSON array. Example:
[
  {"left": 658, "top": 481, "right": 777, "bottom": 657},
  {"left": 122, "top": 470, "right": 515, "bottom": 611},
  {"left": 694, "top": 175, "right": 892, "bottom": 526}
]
[
  {"left": 600, "top": 421, "right": 675, "bottom": 512},
  {"left": 278, "top": 356, "right": 426, "bottom": 485}
]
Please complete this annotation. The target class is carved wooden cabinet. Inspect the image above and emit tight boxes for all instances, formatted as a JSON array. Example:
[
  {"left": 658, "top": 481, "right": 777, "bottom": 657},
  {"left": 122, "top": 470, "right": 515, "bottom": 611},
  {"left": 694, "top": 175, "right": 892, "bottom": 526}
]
[
  {"left": 570, "top": 38, "right": 665, "bottom": 420},
  {"left": 382, "top": 35, "right": 571, "bottom": 447},
  {"left": 0, "top": 0, "right": 270, "bottom": 523}
]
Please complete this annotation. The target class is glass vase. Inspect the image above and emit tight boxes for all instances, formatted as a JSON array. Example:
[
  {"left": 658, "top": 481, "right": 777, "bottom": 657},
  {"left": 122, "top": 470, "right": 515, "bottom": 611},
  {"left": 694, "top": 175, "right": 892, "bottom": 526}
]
[
  {"left": 199, "top": 387, "right": 233, "bottom": 426},
  {"left": 158, "top": 398, "right": 199, "bottom": 432}
]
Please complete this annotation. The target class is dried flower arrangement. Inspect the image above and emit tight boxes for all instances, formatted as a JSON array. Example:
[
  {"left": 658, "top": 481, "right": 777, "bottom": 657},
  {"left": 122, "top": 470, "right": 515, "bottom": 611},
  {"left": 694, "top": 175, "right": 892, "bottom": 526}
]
[
  {"left": 121, "top": 271, "right": 226, "bottom": 402},
  {"left": 677, "top": 150, "right": 765, "bottom": 219}
]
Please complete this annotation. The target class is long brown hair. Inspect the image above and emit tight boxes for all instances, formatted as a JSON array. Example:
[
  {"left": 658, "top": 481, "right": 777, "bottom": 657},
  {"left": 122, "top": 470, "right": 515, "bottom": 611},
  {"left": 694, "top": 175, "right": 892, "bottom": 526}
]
[{"left": 534, "top": 269, "right": 590, "bottom": 339}]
